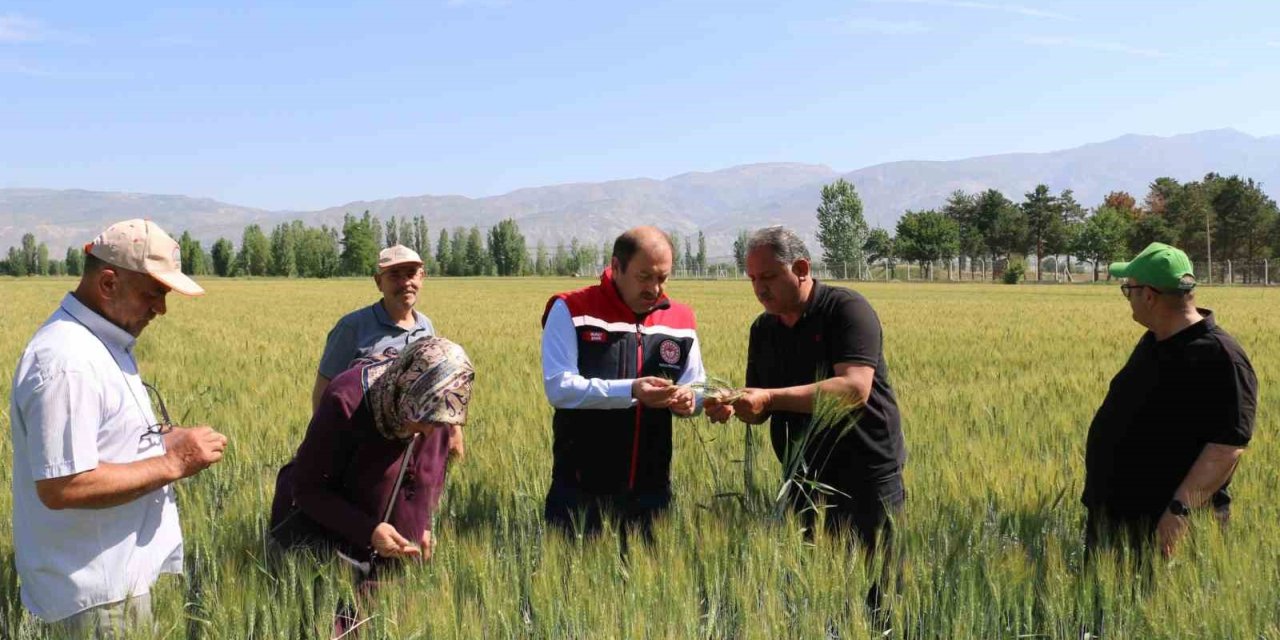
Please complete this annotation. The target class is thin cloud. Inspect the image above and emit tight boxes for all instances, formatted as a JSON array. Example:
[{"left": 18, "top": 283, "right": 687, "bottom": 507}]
[
  {"left": 145, "top": 35, "right": 207, "bottom": 47},
  {"left": 844, "top": 18, "right": 932, "bottom": 35},
  {"left": 445, "top": 0, "right": 512, "bottom": 7},
  {"left": 0, "top": 14, "right": 45, "bottom": 43},
  {"left": 866, "top": 0, "right": 1074, "bottom": 21},
  {"left": 1021, "top": 36, "right": 1167, "bottom": 58},
  {"left": 0, "top": 59, "right": 127, "bottom": 80},
  {"left": 0, "top": 60, "right": 49, "bottom": 75},
  {"left": 0, "top": 14, "right": 89, "bottom": 45},
  {"left": 1267, "top": 40, "right": 1280, "bottom": 48}
]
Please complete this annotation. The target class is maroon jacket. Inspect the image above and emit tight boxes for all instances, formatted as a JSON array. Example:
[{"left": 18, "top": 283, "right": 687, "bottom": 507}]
[{"left": 269, "top": 365, "right": 451, "bottom": 561}]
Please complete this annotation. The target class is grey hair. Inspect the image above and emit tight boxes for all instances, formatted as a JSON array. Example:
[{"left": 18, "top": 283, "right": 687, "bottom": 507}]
[{"left": 746, "top": 226, "right": 810, "bottom": 263}]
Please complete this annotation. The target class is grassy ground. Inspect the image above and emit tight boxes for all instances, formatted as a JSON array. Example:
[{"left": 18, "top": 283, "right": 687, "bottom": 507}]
[{"left": 0, "top": 277, "right": 1276, "bottom": 638}]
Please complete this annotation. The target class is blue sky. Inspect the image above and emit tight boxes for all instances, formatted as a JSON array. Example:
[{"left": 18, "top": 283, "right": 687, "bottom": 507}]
[{"left": 1, "top": 1, "right": 1277, "bottom": 210}]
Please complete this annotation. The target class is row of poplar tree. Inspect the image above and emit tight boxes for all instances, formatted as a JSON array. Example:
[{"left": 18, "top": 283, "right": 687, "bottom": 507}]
[
  {"left": 1, "top": 210, "right": 713, "bottom": 278},
  {"left": 5, "top": 172, "right": 1276, "bottom": 281}
]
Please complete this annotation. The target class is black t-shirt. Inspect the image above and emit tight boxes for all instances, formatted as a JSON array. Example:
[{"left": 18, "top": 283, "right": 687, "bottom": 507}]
[
  {"left": 1082, "top": 309, "right": 1257, "bottom": 520},
  {"left": 746, "top": 281, "right": 906, "bottom": 491}
]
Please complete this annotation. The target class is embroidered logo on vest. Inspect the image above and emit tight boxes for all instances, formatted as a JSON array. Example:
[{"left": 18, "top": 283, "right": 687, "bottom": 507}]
[
  {"left": 659, "top": 339, "right": 681, "bottom": 364},
  {"left": 583, "top": 330, "right": 608, "bottom": 343}
]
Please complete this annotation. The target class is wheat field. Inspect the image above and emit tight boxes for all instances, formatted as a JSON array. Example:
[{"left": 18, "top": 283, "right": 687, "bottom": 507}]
[{"left": 1, "top": 276, "right": 1277, "bottom": 639}]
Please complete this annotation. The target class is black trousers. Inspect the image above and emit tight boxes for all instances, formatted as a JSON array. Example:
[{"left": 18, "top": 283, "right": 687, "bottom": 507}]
[
  {"left": 544, "top": 482, "right": 671, "bottom": 549},
  {"left": 1084, "top": 510, "right": 1158, "bottom": 558},
  {"left": 789, "top": 473, "right": 906, "bottom": 622}
]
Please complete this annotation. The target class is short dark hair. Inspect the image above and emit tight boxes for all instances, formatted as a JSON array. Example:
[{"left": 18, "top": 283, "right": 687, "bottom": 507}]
[
  {"left": 83, "top": 252, "right": 108, "bottom": 275},
  {"left": 611, "top": 228, "right": 675, "bottom": 272}
]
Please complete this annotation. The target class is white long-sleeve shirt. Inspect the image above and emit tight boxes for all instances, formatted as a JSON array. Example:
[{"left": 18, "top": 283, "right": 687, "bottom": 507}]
[{"left": 541, "top": 299, "right": 706, "bottom": 411}]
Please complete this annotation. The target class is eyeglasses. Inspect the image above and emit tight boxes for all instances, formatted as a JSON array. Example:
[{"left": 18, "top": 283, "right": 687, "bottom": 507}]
[
  {"left": 141, "top": 381, "right": 175, "bottom": 442},
  {"left": 1119, "top": 283, "right": 1159, "bottom": 298}
]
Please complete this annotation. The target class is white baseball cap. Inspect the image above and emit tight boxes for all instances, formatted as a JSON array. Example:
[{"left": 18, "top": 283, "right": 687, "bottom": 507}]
[
  {"left": 85, "top": 219, "right": 205, "bottom": 296},
  {"left": 378, "top": 244, "right": 424, "bottom": 271}
]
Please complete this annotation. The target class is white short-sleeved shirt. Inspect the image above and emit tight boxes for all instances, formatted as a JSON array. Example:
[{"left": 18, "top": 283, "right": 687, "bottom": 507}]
[{"left": 9, "top": 293, "right": 184, "bottom": 622}]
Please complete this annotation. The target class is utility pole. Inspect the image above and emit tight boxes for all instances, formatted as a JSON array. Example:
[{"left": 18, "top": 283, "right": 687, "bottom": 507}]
[{"left": 1206, "top": 210, "right": 1213, "bottom": 284}]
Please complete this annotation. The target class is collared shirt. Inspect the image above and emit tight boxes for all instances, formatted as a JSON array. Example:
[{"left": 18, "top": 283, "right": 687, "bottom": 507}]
[
  {"left": 9, "top": 293, "right": 184, "bottom": 622},
  {"left": 1082, "top": 309, "right": 1257, "bottom": 520},
  {"left": 746, "top": 281, "right": 906, "bottom": 488},
  {"left": 317, "top": 301, "right": 435, "bottom": 379},
  {"left": 541, "top": 298, "right": 706, "bottom": 410}
]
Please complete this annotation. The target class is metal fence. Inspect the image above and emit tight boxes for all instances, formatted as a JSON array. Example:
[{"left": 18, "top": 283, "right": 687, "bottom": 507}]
[{"left": 672, "top": 258, "right": 1277, "bottom": 285}]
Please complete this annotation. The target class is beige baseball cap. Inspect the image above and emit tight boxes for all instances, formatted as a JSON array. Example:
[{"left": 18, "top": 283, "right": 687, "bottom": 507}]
[
  {"left": 85, "top": 219, "right": 205, "bottom": 296},
  {"left": 378, "top": 244, "right": 423, "bottom": 271}
]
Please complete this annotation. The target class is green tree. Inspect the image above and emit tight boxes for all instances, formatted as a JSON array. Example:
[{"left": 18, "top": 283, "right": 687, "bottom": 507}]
[
  {"left": 732, "top": 229, "right": 749, "bottom": 272},
  {"left": 941, "top": 190, "right": 982, "bottom": 278},
  {"left": 1213, "top": 175, "right": 1277, "bottom": 283},
  {"left": 21, "top": 233, "right": 39, "bottom": 276},
  {"left": 1073, "top": 207, "right": 1132, "bottom": 281},
  {"left": 1052, "top": 189, "right": 1088, "bottom": 277},
  {"left": 385, "top": 216, "right": 398, "bottom": 248},
  {"left": 36, "top": 242, "right": 49, "bottom": 276},
  {"left": 991, "top": 200, "right": 1028, "bottom": 265},
  {"left": 65, "top": 246, "right": 84, "bottom": 276},
  {"left": 535, "top": 240, "right": 550, "bottom": 276},
  {"left": 367, "top": 211, "right": 383, "bottom": 249},
  {"left": 566, "top": 238, "right": 585, "bottom": 276},
  {"left": 236, "top": 224, "right": 271, "bottom": 276},
  {"left": 449, "top": 228, "right": 469, "bottom": 276},
  {"left": 340, "top": 213, "right": 379, "bottom": 276},
  {"left": 863, "top": 228, "right": 895, "bottom": 275},
  {"left": 815, "top": 178, "right": 868, "bottom": 273},
  {"left": 211, "top": 238, "right": 235, "bottom": 276},
  {"left": 1270, "top": 215, "right": 1280, "bottom": 277},
  {"left": 296, "top": 226, "right": 340, "bottom": 277},
  {"left": 668, "top": 230, "right": 681, "bottom": 269},
  {"left": 399, "top": 217, "right": 413, "bottom": 252},
  {"left": 696, "top": 231, "right": 707, "bottom": 275},
  {"left": 435, "top": 228, "right": 452, "bottom": 276},
  {"left": 895, "top": 210, "right": 960, "bottom": 279},
  {"left": 1128, "top": 214, "right": 1175, "bottom": 255},
  {"left": 488, "top": 218, "right": 528, "bottom": 276},
  {"left": 8, "top": 245, "right": 28, "bottom": 276},
  {"left": 974, "top": 189, "right": 1017, "bottom": 279},
  {"left": 1021, "top": 184, "right": 1060, "bottom": 281},
  {"left": 268, "top": 223, "right": 298, "bottom": 277},
  {"left": 552, "top": 241, "right": 570, "bottom": 276},
  {"left": 1135, "top": 177, "right": 1205, "bottom": 259},
  {"left": 179, "top": 231, "right": 207, "bottom": 276},
  {"left": 574, "top": 240, "right": 598, "bottom": 275}
]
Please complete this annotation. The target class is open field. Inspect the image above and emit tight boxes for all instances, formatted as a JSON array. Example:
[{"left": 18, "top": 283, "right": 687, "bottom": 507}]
[{"left": 1, "top": 277, "right": 1277, "bottom": 639}]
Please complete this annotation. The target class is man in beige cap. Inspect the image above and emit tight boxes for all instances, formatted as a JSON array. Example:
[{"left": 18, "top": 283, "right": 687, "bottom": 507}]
[
  {"left": 312, "top": 244, "right": 436, "bottom": 409},
  {"left": 9, "top": 218, "right": 228, "bottom": 634}
]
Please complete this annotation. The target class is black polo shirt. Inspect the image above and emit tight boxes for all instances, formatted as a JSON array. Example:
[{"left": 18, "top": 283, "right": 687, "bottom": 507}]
[
  {"left": 746, "top": 281, "right": 906, "bottom": 491},
  {"left": 1082, "top": 309, "right": 1257, "bottom": 521}
]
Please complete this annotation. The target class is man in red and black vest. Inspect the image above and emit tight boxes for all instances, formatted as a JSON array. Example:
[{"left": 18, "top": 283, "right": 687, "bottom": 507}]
[{"left": 540, "top": 226, "right": 706, "bottom": 539}]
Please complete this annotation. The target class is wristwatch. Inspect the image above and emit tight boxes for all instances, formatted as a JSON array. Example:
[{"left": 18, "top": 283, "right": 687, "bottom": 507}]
[{"left": 1167, "top": 498, "right": 1191, "bottom": 517}]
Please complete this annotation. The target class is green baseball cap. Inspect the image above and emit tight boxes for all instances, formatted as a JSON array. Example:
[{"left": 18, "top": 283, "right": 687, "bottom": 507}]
[{"left": 1109, "top": 242, "right": 1196, "bottom": 291}]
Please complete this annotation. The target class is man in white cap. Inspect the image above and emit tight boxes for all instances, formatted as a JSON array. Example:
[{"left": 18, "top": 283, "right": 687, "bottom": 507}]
[
  {"left": 312, "top": 244, "right": 436, "bottom": 409},
  {"left": 9, "top": 218, "right": 229, "bottom": 635}
]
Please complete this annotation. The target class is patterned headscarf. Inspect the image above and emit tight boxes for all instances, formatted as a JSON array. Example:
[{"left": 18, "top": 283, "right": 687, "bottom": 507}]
[{"left": 364, "top": 337, "right": 475, "bottom": 441}]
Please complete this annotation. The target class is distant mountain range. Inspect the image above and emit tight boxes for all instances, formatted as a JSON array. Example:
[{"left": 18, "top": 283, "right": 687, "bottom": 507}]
[{"left": 4, "top": 129, "right": 1278, "bottom": 258}]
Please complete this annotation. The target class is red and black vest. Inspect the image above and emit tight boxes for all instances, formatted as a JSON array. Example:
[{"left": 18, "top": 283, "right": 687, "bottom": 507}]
[{"left": 541, "top": 269, "right": 697, "bottom": 496}]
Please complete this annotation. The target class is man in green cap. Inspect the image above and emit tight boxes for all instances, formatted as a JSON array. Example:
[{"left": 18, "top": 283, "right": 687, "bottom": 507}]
[{"left": 1082, "top": 242, "right": 1257, "bottom": 557}]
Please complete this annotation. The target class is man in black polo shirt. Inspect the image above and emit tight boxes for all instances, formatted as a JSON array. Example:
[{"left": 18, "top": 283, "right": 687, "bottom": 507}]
[
  {"left": 1083, "top": 242, "right": 1257, "bottom": 558},
  {"left": 706, "top": 226, "right": 905, "bottom": 613}
]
